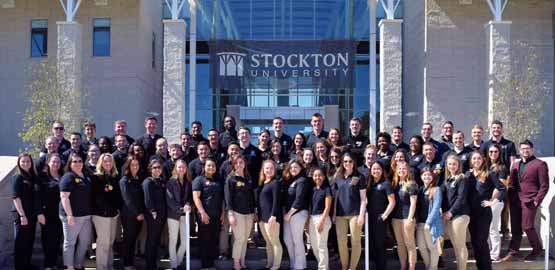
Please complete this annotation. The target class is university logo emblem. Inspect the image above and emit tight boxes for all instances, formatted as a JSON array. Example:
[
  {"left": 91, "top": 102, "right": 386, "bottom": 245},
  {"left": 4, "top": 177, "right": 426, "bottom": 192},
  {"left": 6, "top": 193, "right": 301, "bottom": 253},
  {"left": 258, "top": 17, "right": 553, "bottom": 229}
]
[{"left": 217, "top": 52, "right": 245, "bottom": 77}]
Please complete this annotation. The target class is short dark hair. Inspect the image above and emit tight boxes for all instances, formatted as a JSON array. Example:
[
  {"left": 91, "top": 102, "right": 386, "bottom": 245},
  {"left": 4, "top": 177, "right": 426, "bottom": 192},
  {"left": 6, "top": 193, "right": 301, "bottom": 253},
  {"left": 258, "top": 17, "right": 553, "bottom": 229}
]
[
  {"left": 70, "top": 132, "right": 82, "bottom": 138},
  {"left": 520, "top": 139, "right": 534, "bottom": 148},
  {"left": 191, "top": 121, "right": 202, "bottom": 127},
  {"left": 350, "top": 117, "right": 362, "bottom": 124},
  {"left": 196, "top": 141, "right": 209, "bottom": 150},
  {"left": 83, "top": 121, "right": 96, "bottom": 129},
  {"left": 392, "top": 126, "right": 403, "bottom": 132},
  {"left": 273, "top": 116, "right": 284, "bottom": 122},
  {"left": 238, "top": 126, "right": 251, "bottom": 134},
  {"left": 180, "top": 131, "right": 191, "bottom": 137},
  {"left": 422, "top": 142, "right": 436, "bottom": 150},
  {"left": 312, "top": 113, "right": 323, "bottom": 119},
  {"left": 491, "top": 120, "right": 503, "bottom": 127},
  {"left": 376, "top": 132, "right": 391, "bottom": 143},
  {"left": 443, "top": 121, "right": 454, "bottom": 127},
  {"left": 145, "top": 116, "right": 158, "bottom": 123},
  {"left": 207, "top": 128, "right": 219, "bottom": 134}
]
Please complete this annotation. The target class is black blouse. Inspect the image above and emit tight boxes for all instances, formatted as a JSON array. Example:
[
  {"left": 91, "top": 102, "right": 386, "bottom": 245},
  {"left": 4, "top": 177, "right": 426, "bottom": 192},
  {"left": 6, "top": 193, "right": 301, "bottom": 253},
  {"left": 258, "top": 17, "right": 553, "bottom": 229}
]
[{"left": 225, "top": 174, "right": 256, "bottom": 215}]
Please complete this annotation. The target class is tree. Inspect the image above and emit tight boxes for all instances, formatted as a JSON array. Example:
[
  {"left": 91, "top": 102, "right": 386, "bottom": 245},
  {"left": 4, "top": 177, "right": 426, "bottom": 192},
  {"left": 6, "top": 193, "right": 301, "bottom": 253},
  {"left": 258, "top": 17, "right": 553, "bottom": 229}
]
[
  {"left": 18, "top": 59, "right": 88, "bottom": 156},
  {"left": 491, "top": 43, "right": 550, "bottom": 150}
]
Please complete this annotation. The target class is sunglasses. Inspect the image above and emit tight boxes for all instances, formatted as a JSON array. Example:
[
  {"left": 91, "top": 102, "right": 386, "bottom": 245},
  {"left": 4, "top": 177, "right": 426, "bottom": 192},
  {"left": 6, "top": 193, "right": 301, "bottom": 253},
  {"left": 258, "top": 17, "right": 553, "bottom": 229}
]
[
  {"left": 71, "top": 160, "right": 83, "bottom": 164},
  {"left": 54, "top": 127, "right": 65, "bottom": 130}
]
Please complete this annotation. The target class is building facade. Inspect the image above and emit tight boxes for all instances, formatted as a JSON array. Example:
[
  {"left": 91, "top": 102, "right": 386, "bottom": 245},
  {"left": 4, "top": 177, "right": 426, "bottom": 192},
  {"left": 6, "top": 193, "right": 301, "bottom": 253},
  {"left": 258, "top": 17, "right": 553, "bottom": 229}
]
[{"left": 0, "top": 0, "right": 553, "bottom": 155}]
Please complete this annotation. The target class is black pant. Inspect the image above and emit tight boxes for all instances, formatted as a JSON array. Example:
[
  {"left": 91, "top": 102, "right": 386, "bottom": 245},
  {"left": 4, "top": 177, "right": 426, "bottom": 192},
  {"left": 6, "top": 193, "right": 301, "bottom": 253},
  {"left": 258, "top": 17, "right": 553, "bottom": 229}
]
[
  {"left": 469, "top": 207, "right": 492, "bottom": 270},
  {"left": 122, "top": 213, "right": 143, "bottom": 267},
  {"left": 197, "top": 215, "right": 220, "bottom": 268},
  {"left": 507, "top": 188, "right": 523, "bottom": 255},
  {"left": 14, "top": 216, "right": 36, "bottom": 270},
  {"left": 41, "top": 215, "right": 63, "bottom": 268},
  {"left": 369, "top": 214, "right": 387, "bottom": 269},
  {"left": 145, "top": 212, "right": 166, "bottom": 270}
]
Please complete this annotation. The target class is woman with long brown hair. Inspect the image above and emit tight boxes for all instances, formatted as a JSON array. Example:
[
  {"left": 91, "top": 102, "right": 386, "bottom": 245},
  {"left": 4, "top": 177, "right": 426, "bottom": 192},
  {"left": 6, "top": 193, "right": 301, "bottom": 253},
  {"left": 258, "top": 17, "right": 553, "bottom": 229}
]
[
  {"left": 416, "top": 167, "right": 443, "bottom": 270},
  {"left": 485, "top": 144, "right": 508, "bottom": 261}
]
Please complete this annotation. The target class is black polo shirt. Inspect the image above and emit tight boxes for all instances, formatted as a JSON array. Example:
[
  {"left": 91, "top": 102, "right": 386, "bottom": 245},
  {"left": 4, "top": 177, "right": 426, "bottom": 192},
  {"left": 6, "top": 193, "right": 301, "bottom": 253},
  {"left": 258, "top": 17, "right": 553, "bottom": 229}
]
[
  {"left": 257, "top": 178, "right": 282, "bottom": 223},
  {"left": 166, "top": 178, "right": 192, "bottom": 220},
  {"left": 136, "top": 133, "right": 163, "bottom": 159},
  {"left": 271, "top": 132, "right": 293, "bottom": 155},
  {"left": 441, "top": 175, "right": 470, "bottom": 218},
  {"left": 188, "top": 158, "right": 205, "bottom": 181},
  {"left": 191, "top": 135, "right": 208, "bottom": 149},
  {"left": 181, "top": 146, "right": 198, "bottom": 163},
  {"left": 91, "top": 173, "right": 121, "bottom": 217},
  {"left": 441, "top": 146, "right": 473, "bottom": 173},
  {"left": 143, "top": 177, "right": 167, "bottom": 216},
  {"left": 208, "top": 145, "right": 227, "bottom": 166},
  {"left": 311, "top": 184, "right": 332, "bottom": 216},
  {"left": 112, "top": 149, "right": 128, "bottom": 174},
  {"left": 284, "top": 176, "right": 312, "bottom": 213},
  {"left": 306, "top": 130, "right": 329, "bottom": 148},
  {"left": 334, "top": 171, "right": 366, "bottom": 217},
  {"left": 367, "top": 178, "right": 394, "bottom": 216},
  {"left": 390, "top": 141, "right": 410, "bottom": 152},
  {"left": 62, "top": 147, "right": 87, "bottom": 165},
  {"left": 219, "top": 130, "right": 238, "bottom": 149},
  {"left": 344, "top": 133, "right": 369, "bottom": 164},
  {"left": 466, "top": 171, "right": 506, "bottom": 211},
  {"left": 59, "top": 171, "right": 92, "bottom": 217},
  {"left": 417, "top": 156, "right": 445, "bottom": 186},
  {"left": 12, "top": 173, "right": 40, "bottom": 217},
  {"left": 240, "top": 144, "right": 262, "bottom": 184},
  {"left": 40, "top": 174, "right": 61, "bottom": 218},
  {"left": 480, "top": 137, "right": 517, "bottom": 167},
  {"left": 82, "top": 137, "right": 97, "bottom": 151},
  {"left": 224, "top": 174, "right": 256, "bottom": 215},
  {"left": 392, "top": 181, "right": 419, "bottom": 219},
  {"left": 193, "top": 176, "right": 223, "bottom": 219},
  {"left": 41, "top": 137, "right": 71, "bottom": 155},
  {"left": 409, "top": 154, "right": 424, "bottom": 169},
  {"left": 109, "top": 134, "right": 135, "bottom": 150},
  {"left": 427, "top": 138, "right": 450, "bottom": 157},
  {"left": 119, "top": 176, "right": 145, "bottom": 218}
]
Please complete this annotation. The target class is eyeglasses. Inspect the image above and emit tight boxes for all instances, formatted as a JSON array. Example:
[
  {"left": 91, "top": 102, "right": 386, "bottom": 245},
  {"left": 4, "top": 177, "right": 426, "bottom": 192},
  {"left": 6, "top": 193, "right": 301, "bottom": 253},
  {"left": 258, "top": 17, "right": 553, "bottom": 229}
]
[
  {"left": 71, "top": 160, "right": 83, "bottom": 164},
  {"left": 343, "top": 160, "right": 353, "bottom": 164},
  {"left": 54, "top": 127, "right": 64, "bottom": 130}
]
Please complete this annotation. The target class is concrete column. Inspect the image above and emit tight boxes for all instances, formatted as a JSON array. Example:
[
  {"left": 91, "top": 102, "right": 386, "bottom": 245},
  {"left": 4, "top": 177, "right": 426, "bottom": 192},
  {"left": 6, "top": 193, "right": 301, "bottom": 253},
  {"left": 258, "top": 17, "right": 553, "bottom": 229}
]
[
  {"left": 162, "top": 19, "right": 186, "bottom": 144},
  {"left": 379, "top": 19, "right": 403, "bottom": 132},
  {"left": 486, "top": 21, "right": 511, "bottom": 125},
  {"left": 56, "top": 21, "right": 83, "bottom": 132},
  {"left": 324, "top": 105, "right": 339, "bottom": 130}
]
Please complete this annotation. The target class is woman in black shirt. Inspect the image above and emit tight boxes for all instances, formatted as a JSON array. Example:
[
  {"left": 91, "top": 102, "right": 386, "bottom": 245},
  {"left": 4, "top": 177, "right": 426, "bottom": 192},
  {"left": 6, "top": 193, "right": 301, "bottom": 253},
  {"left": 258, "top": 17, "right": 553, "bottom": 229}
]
[
  {"left": 143, "top": 159, "right": 167, "bottom": 270},
  {"left": 257, "top": 160, "right": 283, "bottom": 270},
  {"left": 289, "top": 132, "right": 306, "bottom": 161},
  {"left": 282, "top": 160, "right": 311, "bottom": 270},
  {"left": 258, "top": 129, "right": 271, "bottom": 160},
  {"left": 309, "top": 168, "right": 333, "bottom": 270},
  {"left": 441, "top": 154, "right": 470, "bottom": 270},
  {"left": 225, "top": 155, "right": 256, "bottom": 270},
  {"left": 192, "top": 158, "right": 224, "bottom": 269},
  {"left": 39, "top": 153, "right": 64, "bottom": 269},
  {"left": 408, "top": 135, "right": 424, "bottom": 169},
  {"left": 268, "top": 139, "right": 288, "bottom": 176},
  {"left": 91, "top": 153, "right": 122, "bottom": 270},
  {"left": 59, "top": 153, "right": 93, "bottom": 270},
  {"left": 314, "top": 139, "right": 329, "bottom": 173},
  {"left": 485, "top": 144, "right": 508, "bottom": 261},
  {"left": 366, "top": 161, "right": 395, "bottom": 270},
  {"left": 12, "top": 153, "right": 41, "bottom": 270},
  {"left": 300, "top": 148, "right": 318, "bottom": 178},
  {"left": 166, "top": 159, "right": 192, "bottom": 269},
  {"left": 119, "top": 156, "right": 145, "bottom": 269},
  {"left": 467, "top": 151, "right": 506, "bottom": 270}
]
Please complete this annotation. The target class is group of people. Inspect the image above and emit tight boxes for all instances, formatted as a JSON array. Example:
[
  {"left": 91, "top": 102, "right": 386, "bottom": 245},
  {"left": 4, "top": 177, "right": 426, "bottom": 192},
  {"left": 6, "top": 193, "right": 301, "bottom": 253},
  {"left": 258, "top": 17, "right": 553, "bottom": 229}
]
[{"left": 11, "top": 113, "right": 550, "bottom": 270}]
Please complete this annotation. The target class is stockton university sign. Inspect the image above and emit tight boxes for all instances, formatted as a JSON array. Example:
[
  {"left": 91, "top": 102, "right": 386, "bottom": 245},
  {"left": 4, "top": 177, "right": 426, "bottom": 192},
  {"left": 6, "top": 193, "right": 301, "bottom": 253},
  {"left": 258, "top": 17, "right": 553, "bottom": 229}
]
[{"left": 210, "top": 40, "right": 356, "bottom": 89}]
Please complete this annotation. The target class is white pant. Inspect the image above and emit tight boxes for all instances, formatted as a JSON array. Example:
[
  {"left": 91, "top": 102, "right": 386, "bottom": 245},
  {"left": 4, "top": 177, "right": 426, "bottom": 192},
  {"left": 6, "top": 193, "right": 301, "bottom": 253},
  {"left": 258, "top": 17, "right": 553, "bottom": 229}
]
[
  {"left": 168, "top": 216, "right": 187, "bottom": 268},
  {"left": 489, "top": 201, "right": 504, "bottom": 259},
  {"left": 283, "top": 210, "right": 308, "bottom": 270},
  {"left": 309, "top": 214, "right": 331, "bottom": 270},
  {"left": 92, "top": 215, "right": 118, "bottom": 270}
]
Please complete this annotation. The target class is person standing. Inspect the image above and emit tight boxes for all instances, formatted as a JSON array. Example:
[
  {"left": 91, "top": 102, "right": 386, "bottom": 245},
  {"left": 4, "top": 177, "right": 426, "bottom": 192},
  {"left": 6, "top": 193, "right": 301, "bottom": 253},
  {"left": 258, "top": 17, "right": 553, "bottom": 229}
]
[
  {"left": 143, "top": 159, "right": 167, "bottom": 270},
  {"left": 485, "top": 144, "right": 508, "bottom": 261},
  {"left": 309, "top": 168, "right": 333, "bottom": 270},
  {"left": 366, "top": 161, "right": 395, "bottom": 270},
  {"left": 344, "top": 117, "right": 369, "bottom": 164},
  {"left": 40, "top": 121, "right": 71, "bottom": 155},
  {"left": 501, "top": 140, "right": 549, "bottom": 262},
  {"left": 225, "top": 155, "right": 256, "bottom": 270},
  {"left": 136, "top": 116, "right": 163, "bottom": 159},
  {"left": 333, "top": 152, "right": 367, "bottom": 270},
  {"left": 219, "top": 115, "right": 238, "bottom": 149},
  {"left": 257, "top": 160, "right": 283, "bottom": 270},
  {"left": 306, "top": 113, "right": 329, "bottom": 147},
  {"left": 119, "top": 156, "right": 145, "bottom": 270},
  {"left": 59, "top": 153, "right": 93, "bottom": 270},
  {"left": 39, "top": 154, "right": 64, "bottom": 270},
  {"left": 192, "top": 159, "right": 224, "bottom": 270},
  {"left": 166, "top": 159, "right": 192, "bottom": 269},
  {"left": 416, "top": 167, "right": 443, "bottom": 270},
  {"left": 390, "top": 126, "right": 410, "bottom": 152},
  {"left": 91, "top": 153, "right": 122, "bottom": 270},
  {"left": 82, "top": 121, "right": 98, "bottom": 151},
  {"left": 467, "top": 151, "right": 506, "bottom": 270},
  {"left": 12, "top": 153, "right": 41, "bottom": 270}
]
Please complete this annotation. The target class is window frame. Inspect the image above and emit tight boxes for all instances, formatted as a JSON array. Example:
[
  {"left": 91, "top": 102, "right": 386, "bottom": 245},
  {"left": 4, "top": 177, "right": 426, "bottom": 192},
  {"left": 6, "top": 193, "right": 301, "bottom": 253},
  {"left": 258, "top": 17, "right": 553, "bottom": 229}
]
[
  {"left": 92, "top": 18, "right": 111, "bottom": 57},
  {"left": 30, "top": 19, "right": 48, "bottom": 58}
]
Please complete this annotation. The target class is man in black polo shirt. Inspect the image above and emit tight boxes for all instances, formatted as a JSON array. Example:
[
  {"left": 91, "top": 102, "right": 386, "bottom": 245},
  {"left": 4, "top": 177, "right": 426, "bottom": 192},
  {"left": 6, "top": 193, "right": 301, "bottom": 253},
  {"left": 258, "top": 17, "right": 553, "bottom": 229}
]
[
  {"left": 271, "top": 117, "right": 293, "bottom": 154},
  {"left": 480, "top": 120, "right": 517, "bottom": 167},
  {"left": 112, "top": 134, "right": 129, "bottom": 174},
  {"left": 207, "top": 128, "right": 227, "bottom": 166},
  {"left": 111, "top": 120, "right": 135, "bottom": 150},
  {"left": 238, "top": 127, "right": 262, "bottom": 183},
  {"left": 41, "top": 121, "right": 71, "bottom": 155},
  {"left": 440, "top": 121, "right": 454, "bottom": 149},
  {"left": 82, "top": 121, "right": 97, "bottom": 151},
  {"left": 163, "top": 144, "right": 183, "bottom": 179},
  {"left": 180, "top": 132, "right": 197, "bottom": 163},
  {"left": 36, "top": 136, "right": 59, "bottom": 173},
  {"left": 389, "top": 126, "right": 410, "bottom": 152},
  {"left": 191, "top": 121, "right": 208, "bottom": 149},
  {"left": 306, "top": 113, "right": 329, "bottom": 147},
  {"left": 441, "top": 131, "right": 472, "bottom": 173},
  {"left": 421, "top": 122, "right": 450, "bottom": 157},
  {"left": 219, "top": 115, "right": 238, "bottom": 149},
  {"left": 188, "top": 141, "right": 210, "bottom": 181},
  {"left": 417, "top": 142, "right": 444, "bottom": 186},
  {"left": 135, "top": 116, "right": 163, "bottom": 160},
  {"left": 467, "top": 124, "right": 484, "bottom": 151},
  {"left": 344, "top": 117, "right": 369, "bottom": 165},
  {"left": 62, "top": 132, "right": 88, "bottom": 164}
]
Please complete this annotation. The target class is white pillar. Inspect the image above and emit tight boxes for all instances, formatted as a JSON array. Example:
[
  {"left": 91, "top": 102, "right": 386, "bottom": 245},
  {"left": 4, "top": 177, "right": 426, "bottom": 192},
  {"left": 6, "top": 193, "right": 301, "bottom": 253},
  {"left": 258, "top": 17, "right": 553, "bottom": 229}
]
[
  {"left": 379, "top": 19, "right": 403, "bottom": 132},
  {"left": 486, "top": 21, "right": 511, "bottom": 125},
  {"left": 56, "top": 21, "right": 83, "bottom": 132},
  {"left": 163, "top": 19, "right": 187, "bottom": 144},
  {"left": 189, "top": 0, "right": 197, "bottom": 124},
  {"left": 368, "top": 0, "right": 377, "bottom": 143}
]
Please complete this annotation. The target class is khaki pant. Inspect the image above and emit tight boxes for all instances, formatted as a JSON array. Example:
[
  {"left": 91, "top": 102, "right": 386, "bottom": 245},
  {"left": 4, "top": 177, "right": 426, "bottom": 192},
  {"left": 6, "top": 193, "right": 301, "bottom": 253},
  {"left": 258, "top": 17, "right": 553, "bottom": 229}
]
[
  {"left": 445, "top": 215, "right": 469, "bottom": 270},
  {"left": 92, "top": 215, "right": 118, "bottom": 270},
  {"left": 416, "top": 223, "right": 439, "bottom": 270},
  {"left": 335, "top": 216, "right": 362, "bottom": 270},
  {"left": 259, "top": 221, "right": 283, "bottom": 270},
  {"left": 167, "top": 216, "right": 187, "bottom": 268},
  {"left": 231, "top": 212, "right": 254, "bottom": 263},
  {"left": 392, "top": 218, "right": 417, "bottom": 269},
  {"left": 309, "top": 214, "right": 332, "bottom": 270}
]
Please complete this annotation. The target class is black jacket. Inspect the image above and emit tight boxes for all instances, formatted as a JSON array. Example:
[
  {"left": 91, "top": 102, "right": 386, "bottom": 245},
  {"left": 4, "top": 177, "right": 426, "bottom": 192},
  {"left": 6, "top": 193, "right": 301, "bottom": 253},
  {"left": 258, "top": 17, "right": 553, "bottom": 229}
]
[
  {"left": 166, "top": 178, "right": 192, "bottom": 220},
  {"left": 119, "top": 175, "right": 145, "bottom": 218}
]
